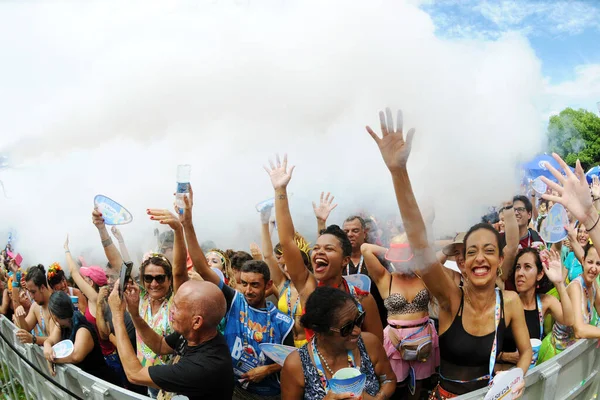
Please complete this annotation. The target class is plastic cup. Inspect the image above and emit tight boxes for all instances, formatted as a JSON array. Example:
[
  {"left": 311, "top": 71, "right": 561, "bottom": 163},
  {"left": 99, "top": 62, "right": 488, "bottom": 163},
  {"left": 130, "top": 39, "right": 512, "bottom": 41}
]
[{"left": 530, "top": 338, "right": 542, "bottom": 367}]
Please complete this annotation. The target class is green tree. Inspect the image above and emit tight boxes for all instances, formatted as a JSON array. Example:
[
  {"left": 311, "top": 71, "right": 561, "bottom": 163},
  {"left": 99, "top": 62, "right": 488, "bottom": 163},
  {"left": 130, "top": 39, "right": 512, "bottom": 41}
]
[{"left": 548, "top": 107, "right": 600, "bottom": 170}]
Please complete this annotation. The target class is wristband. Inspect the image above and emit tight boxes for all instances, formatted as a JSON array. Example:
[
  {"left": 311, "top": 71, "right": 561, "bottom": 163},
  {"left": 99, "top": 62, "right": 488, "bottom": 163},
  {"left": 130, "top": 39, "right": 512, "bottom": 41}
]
[
  {"left": 12, "top": 280, "right": 19, "bottom": 288},
  {"left": 101, "top": 238, "right": 113, "bottom": 248},
  {"left": 32, "top": 334, "right": 37, "bottom": 345}
]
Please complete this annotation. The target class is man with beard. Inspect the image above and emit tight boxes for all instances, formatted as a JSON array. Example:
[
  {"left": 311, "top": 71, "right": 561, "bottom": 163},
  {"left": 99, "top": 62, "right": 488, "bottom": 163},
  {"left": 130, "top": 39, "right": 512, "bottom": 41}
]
[
  {"left": 182, "top": 188, "right": 294, "bottom": 400},
  {"left": 13, "top": 265, "right": 57, "bottom": 345},
  {"left": 342, "top": 215, "right": 389, "bottom": 327}
]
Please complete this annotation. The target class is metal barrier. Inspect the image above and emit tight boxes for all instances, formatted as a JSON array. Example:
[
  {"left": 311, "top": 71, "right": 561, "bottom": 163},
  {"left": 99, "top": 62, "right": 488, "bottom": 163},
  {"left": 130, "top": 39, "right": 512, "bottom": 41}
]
[
  {"left": 2, "top": 314, "right": 599, "bottom": 399},
  {"left": 0, "top": 315, "right": 149, "bottom": 400},
  {"left": 457, "top": 338, "right": 600, "bottom": 400}
]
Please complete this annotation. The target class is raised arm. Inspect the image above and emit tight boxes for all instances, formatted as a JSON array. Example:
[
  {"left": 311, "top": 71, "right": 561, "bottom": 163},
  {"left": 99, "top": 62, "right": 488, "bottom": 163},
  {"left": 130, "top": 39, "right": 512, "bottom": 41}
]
[
  {"left": 92, "top": 209, "right": 123, "bottom": 273},
  {"left": 260, "top": 206, "right": 286, "bottom": 290},
  {"left": 64, "top": 236, "right": 98, "bottom": 304},
  {"left": 111, "top": 227, "right": 133, "bottom": 264},
  {"left": 501, "top": 202, "right": 519, "bottom": 280},
  {"left": 95, "top": 287, "right": 111, "bottom": 340},
  {"left": 147, "top": 209, "right": 188, "bottom": 294},
  {"left": 591, "top": 176, "right": 600, "bottom": 212},
  {"left": 566, "top": 221, "right": 586, "bottom": 264},
  {"left": 360, "top": 243, "right": 391, "bottom": 295},
  {"left": 265, "top": 155, "right": 316, "bottom": 298},
  {"left": 543, "top": 249, "right": 574, "bottom": 327},
  {"left": 180, "top": 187, "right": 221, "bottom": 286},
  {"left": 542, "top": 154, "right": 600, "bottom": 257},
  {"left": 366, "top": 108, "right": 459, "bottom": 312},
  {"left": 312, "top": 192, "right": 337, "bottom": 237}
]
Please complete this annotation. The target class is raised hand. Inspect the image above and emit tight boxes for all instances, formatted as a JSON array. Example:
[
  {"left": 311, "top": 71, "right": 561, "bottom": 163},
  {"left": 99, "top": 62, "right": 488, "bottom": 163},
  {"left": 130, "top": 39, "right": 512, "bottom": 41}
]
[
  {"left": 174, "top": 185, "right": 194, "bottom": 226},
  {"left": 92, "top": 208, "right": 106, "bottom": 230},
  {"left": 111, "top": 226, "right": 124, "bottom": 242},
  {"left": 312, "top": 192, "right": 338, "bottom": 222},
  {"left": 592, "top": 175, "right": 600, "bottom": 199},
  {"left": 260, "top": 204, "right": 273, "bottom": 225},
  {"left": 64, "top": 235, "right": 69, "bottom": 252},
  {"left": 123, "top": 282, "right": 141, "bottom": 316},
  {"left": 541, "top": 154, "right": 595, "bottom": 223},
  {"left": 366, "top": 108, "right": 416, "bottom": 172},
  {"left": 147, "top": 209, "right": 183, "bottom": 231},
  {"left": 544, "top": 249, "right": 564, "bottom": 284},
  {"left": 97, "top": 286, "right": 109, "bottom": 306},
  {"left": 250, "top": 243, "right": 263, "bottom": 260},
  {"left": 565, "top": 220, "right": 577, "bottom": 239},
  {"left": 264, "top": 154, "right": 295, "bottom": 190}
]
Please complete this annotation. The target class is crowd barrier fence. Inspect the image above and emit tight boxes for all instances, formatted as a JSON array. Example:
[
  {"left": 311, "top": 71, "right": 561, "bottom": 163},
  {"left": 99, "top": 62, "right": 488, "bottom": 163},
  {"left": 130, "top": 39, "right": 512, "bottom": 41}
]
[{"left": 1, "top": 315, "right": 599, "bottom": 399}]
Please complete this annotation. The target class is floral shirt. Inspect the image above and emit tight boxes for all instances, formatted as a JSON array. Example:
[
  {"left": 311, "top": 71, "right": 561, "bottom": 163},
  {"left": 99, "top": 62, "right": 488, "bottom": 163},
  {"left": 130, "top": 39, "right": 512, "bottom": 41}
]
[{"left": 137, "top": 293, "right": 174, "bottom": 367}]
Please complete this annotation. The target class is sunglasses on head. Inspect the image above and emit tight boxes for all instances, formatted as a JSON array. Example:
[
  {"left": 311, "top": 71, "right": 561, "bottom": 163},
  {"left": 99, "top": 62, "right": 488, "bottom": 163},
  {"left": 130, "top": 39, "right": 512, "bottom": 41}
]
[
  {"left": 330, "top": 311, "right": 366, "bottom": 337},
  {"left": 143, "top": 274, "right": 167, "bottom": 284}
]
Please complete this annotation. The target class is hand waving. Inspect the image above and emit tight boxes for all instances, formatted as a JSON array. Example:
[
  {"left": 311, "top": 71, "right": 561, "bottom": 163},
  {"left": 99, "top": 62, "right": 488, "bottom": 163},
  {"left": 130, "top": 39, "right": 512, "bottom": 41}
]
[
  {"left": 264, "top": 154, "right": 295, "bottom": 190},
  {"left": 312, "top": 192, "right": 338, "bottom": 222},
  {"left": 544, "top": 248, "right": 565, "bottom": 284},
  {"left": 111, "top": 226, "right": 124, "bottom": 242},
  {"left": 366, "top": 108, "right": 416, "bottom": 172},
  {"left": 541, "top": 154, "right": 594, "bottom": 223}
]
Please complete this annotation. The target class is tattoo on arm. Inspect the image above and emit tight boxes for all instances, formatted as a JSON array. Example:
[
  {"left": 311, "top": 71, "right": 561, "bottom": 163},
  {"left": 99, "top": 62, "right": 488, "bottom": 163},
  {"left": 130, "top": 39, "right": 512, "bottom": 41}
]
[{"left": 278, "top": 194, "right": 287, "bottom": 200}]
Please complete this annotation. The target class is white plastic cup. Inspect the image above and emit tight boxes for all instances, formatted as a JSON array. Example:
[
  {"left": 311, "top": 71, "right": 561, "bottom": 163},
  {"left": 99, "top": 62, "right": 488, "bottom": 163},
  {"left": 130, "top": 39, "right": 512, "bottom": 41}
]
[{"left": 530, "top": 338, "right": 542, "bottom": 367}]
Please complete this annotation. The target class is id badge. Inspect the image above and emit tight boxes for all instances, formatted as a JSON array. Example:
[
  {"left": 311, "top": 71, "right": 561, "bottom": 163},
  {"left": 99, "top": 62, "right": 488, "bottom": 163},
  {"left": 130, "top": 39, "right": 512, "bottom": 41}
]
[{"left": 234, "top": 349, "right": 260, "bottom": 377}]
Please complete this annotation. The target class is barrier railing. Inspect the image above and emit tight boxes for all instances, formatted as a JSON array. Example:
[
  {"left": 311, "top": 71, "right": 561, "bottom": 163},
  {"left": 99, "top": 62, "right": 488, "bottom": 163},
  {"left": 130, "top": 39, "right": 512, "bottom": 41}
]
[
  {"left": 1, "top": 314, "right": 599, "bottom": 399},
  {"left": 0, "top": 315, "right": 149, "bottom": 400}
]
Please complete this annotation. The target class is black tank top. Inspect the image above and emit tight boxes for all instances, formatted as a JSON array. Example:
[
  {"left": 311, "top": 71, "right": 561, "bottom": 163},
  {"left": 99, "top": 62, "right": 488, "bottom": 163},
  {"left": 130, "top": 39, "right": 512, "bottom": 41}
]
[
  {"left": 438, "top": 288, "right": 506, "bottom": 395},
  {"left": 502, "top": 302, "right": 541, "bottom": 353}
]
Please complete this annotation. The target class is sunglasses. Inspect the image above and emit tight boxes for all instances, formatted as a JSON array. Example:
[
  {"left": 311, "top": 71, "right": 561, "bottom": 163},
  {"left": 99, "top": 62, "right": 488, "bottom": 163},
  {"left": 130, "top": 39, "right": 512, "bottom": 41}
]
[
  {"left": 143, "top": 274, "right": 167, "bottom": 284},
  {"left": 330, "top": 311, "right": 366, "bottom": 337}
]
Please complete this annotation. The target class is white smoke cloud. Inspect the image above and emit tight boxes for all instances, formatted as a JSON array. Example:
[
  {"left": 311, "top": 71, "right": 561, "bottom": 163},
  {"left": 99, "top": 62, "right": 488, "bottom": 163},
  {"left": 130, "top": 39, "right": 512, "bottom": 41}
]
[{"left": 0, "top": 0, "right": 546, "bottom": 268}]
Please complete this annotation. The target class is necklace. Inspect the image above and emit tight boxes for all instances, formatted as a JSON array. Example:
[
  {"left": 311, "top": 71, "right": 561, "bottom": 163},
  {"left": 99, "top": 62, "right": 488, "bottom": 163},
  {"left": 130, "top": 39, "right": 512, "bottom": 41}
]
[{"left": 314, "top": 343, "right": 335, "bottom": 376}]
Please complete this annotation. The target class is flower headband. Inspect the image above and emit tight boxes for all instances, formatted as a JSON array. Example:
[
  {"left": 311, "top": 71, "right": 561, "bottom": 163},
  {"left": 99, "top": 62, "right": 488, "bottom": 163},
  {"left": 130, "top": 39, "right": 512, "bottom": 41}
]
[{"left": 47, "top": 262, "right": 63, "bottom": 281}]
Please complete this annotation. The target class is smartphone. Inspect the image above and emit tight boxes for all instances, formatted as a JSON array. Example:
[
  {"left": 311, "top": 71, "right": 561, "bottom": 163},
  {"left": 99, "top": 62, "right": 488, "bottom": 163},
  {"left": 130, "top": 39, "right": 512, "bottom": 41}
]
[{"left": 118, "top": 261, "right": 134, "bottom": 299}]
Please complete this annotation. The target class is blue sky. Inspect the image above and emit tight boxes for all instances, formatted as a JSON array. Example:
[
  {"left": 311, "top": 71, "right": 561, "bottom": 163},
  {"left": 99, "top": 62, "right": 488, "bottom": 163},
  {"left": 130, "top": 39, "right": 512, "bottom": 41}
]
[{"left": 420, "top": 0, "right": 600, "bottom": 114}]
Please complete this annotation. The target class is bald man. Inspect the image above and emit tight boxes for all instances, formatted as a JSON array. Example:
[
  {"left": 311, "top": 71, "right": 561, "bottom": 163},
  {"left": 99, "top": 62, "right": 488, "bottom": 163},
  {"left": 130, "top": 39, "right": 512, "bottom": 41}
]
[{"left": 108, "top": 280, "right": 234, "bottom": 400}]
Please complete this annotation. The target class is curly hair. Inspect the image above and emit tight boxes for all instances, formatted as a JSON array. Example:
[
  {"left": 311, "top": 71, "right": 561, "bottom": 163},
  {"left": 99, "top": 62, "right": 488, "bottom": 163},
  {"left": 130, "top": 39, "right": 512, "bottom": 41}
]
[
  {"left": 319, "top": 225, "right": 352, "bottom": 257},
  {"left": 300, "top": 287, "right": 357, "bottom": 334}
]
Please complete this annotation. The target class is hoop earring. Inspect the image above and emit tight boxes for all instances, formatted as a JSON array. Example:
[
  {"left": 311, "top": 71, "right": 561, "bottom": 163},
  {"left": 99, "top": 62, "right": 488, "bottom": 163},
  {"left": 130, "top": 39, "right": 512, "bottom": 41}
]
[{"left": 497, "top": 268, "right": 503, "bottom": 278}]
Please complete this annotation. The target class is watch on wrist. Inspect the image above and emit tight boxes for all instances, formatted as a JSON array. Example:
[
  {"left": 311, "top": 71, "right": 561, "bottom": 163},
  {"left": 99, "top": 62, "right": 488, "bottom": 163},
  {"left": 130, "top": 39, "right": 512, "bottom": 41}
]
[{"left": 32, "top": 334, "right": 37, "bottom": 345}]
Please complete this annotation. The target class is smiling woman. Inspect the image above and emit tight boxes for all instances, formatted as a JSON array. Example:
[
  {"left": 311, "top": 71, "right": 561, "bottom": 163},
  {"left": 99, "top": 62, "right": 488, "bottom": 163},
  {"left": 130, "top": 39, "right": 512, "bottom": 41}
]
[
  {"left": 281, "top": 287, "right": 396, "bottom": 400},
  {"left": 366, "top": 108, "right": 531, "bottom": 399},
  {"left": 265, "top": 154, "right": 384, "bottom": 344}
]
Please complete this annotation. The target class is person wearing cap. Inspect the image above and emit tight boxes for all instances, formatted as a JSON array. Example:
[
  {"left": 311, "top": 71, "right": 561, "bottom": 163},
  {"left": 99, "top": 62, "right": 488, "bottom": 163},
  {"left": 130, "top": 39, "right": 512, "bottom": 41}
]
[
  {"left": 438, "top": 232, "right": 466, "bottom": 287},
  {"left": 361, "top": 234, "right": 438, "bottom": 399},
  {"left": 64, "top": 236, "right": 129, "bottom": 388}
]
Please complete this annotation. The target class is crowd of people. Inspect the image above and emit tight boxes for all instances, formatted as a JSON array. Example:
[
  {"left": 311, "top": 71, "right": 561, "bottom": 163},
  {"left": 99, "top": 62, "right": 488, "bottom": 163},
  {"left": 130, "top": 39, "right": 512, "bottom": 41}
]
[{"left": 1, "top": 108, "right": 600, "bottom": 400}]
